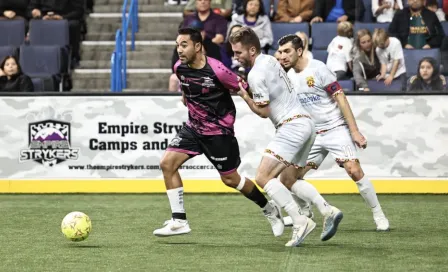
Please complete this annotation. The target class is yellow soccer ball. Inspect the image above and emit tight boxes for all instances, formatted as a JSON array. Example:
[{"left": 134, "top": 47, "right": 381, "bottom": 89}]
[{"left": 61, "top": 211, "right": 92, "bottom": 242}]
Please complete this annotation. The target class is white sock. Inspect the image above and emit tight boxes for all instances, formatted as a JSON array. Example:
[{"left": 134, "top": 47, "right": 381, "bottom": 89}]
[
  {"left": 291, "top": 192, "right": 309, "bottom": 211},
  {"left": 291, "top": 179, "right": 332, "bottom": 216},
  {"left": 356, "top": 176, "right": 381, "bottom": 213},
  {"left": 166, "top": 187, "right": 185, "bottom": 215},
  {"left": 263, "top": 178, "right": 306, "bottom": 226}
]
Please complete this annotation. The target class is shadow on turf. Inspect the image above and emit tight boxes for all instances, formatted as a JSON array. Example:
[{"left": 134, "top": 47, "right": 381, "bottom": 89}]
[{"left": 66, "top": 245, "right": 102, "bottom": 248}]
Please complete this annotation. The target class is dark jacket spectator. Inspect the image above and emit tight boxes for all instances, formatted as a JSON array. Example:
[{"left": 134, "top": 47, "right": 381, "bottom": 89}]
[
  {"left": 27, "top": 0, "right": 84, "bottom": 20},
  {"left": 407, "top": 57, "right": 447, "bottom": 92},
  {"left": 274, "top": 0, "right": 314, "bottom": 23},
  {"left": 0, "top": 0, "right": 29, "bottom": 18},
  {"left": 388, "top": 6, "right": 445, "bottom": 48},
  {"left": 311, "top": 0, "right": 357, "bottom": 23},
  {"left": 0, "top": 56, "right": 34, "bottom": 92}
]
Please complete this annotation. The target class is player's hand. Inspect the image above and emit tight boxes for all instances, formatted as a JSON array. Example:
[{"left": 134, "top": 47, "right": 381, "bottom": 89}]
[
  {"left": 237, "top": 82, "right": 249, "bottom": 99},
  {"left": 351, "top": 131, "right": 367, "bottom": 149}
]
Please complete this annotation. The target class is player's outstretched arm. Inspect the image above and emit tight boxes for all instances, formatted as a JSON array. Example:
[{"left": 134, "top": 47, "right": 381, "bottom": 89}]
[
  {"left": 237, "top": 82, "right": 270, "bottom": 118},
  {"left": 333, "top": 90, "right": 367, "bottom": 149}
]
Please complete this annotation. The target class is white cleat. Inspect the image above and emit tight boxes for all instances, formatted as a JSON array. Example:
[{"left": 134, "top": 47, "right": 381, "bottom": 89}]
[
  {"left": 285, "top": 217, "right": 316, "bottom": 247},
  {"left": 283, "top": 207, "right": 314, "bottom": 227},
  {"left": 263, "top": 200, "right": 285, "bottom": 237},
  {"left": 321, "top": 206, "right": 343, "bottom": 241},
  {"left": 374, "top": 213, "right": 390, "bottom": 231},
  {"left": 153, "top": 218, "right": 191, "bottom": 237}
]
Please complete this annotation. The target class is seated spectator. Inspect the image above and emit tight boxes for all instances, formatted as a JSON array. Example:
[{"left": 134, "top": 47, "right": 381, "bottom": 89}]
[
  {"left": 182, "top": 0, "right": 227, "bottom": 44},
  {"left": 352, "top": 29, "right": 381, "bottom": 91},
  {"left": 373, "top": 28, "right": 406, "bottom": 89},
  {"left": 407, "top": 57, "right": 447, "bottom": 91},
  {"left": 168, "top": 21, "right": 222, "bottom": 91},
  {"left": 372, "top": 0, "right": 403, "bottom": 23},
  {"left": 0, "top": 0, "right": 29, "bottom": 21},
  {"left": 27, "top": 0, "right": 84, "bottom": 63},
  {"left": 0, "top": 55, "right": 33, "bottom": 92},
  {"left": 228, "top": 0, "right": 273, "bottom": 53},
  {"left": 296, "top": 31, "right": 313, "bottom": 60},
  {"left": 274, "top": 0, "right": 314, "bottom": 23},
  {"left": 388, "top": 0, "right": 445, "bottom": 49},
  {"left": 326, "top": 21, "right": 353, "bottom": 80},
  {"left": 310, "top": 0, "right": 356, "bottom": 23},
  {"left": 222, "top": 24, "right": 243, "bottom": 71},
  {"left": 426, "top": 0, "right": 445, "bottom": 22},
  {"left": 184, "top": 0, "right": 232, "bottom": 19}
]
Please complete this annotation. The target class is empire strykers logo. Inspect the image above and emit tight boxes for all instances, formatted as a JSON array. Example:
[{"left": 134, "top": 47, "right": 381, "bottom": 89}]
[{"left": 19, "top": 119, "right": 79, "bottom": 167}]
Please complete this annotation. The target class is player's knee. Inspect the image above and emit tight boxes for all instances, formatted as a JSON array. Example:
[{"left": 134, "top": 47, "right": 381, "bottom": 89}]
[
  {"left": 344, "top": 161, "right": 364, "bottom": 181},
  {"left": 159, "top": 157, "right": 176, "bottom": 174},
  {"left": 220, "top": 173, "right": 239, "bottom": 188}
]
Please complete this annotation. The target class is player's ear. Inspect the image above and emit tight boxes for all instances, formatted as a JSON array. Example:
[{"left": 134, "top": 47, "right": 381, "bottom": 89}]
[
  {"left": 249, "top": 46, "right": 256, "bottom": 56},
  {"left": 195, "top": 42, "right": 202, "bottom": 53},
  {"left": 297, "top": 48, "right": 303, "bottom": 58}
]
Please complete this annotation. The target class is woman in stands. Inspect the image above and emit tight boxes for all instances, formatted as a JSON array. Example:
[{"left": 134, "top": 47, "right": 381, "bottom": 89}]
[
  {"left": 407, "top": 57, "right": 447, "bottom": 92},
  {"left": 228, "top": 0, "right": 273, "bottom": 53},
  {"left": 296, "top": 31, "right": 313, "bottom": 60},
  {"left": 0, "top": 56, "right": 34, "bottom": 92},
  {"left": 372, "top": 0, "right": 403, "bottom": 23},
  {"left": 352, "top": 29, "right": 381, "bottom": 92}
]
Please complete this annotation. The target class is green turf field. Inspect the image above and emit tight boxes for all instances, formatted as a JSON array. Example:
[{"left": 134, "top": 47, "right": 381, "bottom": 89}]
[{"left": 0, "top": 194, "right": 447, "bottom": 272}]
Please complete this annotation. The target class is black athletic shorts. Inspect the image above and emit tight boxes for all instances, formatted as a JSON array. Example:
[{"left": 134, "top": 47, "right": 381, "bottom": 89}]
[{"left": 166, "top": 125, "right": 241, "bottom": 175}]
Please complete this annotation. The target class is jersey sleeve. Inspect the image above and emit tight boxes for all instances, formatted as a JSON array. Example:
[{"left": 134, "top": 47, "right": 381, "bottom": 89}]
[
  {"left": 248, "top": 71, "right": 270, "bottom": 105},
  {"left": 317, "top": 64, "right": 343, "bottom": 97},
  {"left": 209, "top": 57, "right": 248, "bottom": 92}
]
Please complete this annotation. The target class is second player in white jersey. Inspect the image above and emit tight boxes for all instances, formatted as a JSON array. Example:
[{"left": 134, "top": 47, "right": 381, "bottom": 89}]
[{"left": 277, "top": 34, "right": 389, "bottom": 232}]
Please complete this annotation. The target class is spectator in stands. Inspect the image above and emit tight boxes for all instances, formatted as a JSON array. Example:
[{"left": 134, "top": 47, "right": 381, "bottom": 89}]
[
  {"left": 352, "top": 29, "right": 381, "bottom": 92},
  {"left": 222, "top": 24, "right": 243, "bottom": 70},
  {"left": 373, "top": 28, "right": 406, "bottom": 88},
  {"left": 388, "top": 0, "right": 445, "bottom": 49},
  {"left": 0, "top": 0, "right": 29, "bottom": 21},
  {"left": 372, "top": 0, "right": 403, "bottom": 23},
  {"left": 326, "top": 21, "right": 353, "bottom": 80},
  {"left": 310, "top": 0, "right": 357, "bottom": 23},
  {"left": 228, "top": 0, "right": 273, "bottom": 53},
  {"left": 184, "top": 0, "right": 232, "bottom": 19},
  {"left": 274, "top": 0, "right": 314, "bottom": 23},
  {"left": 296, "top": 31, "right": 313, "bottom": 59},
  {"left": 0, "top": 55, "right": 33, "bottom": 92},
  {"left": 426, "top": 0, "right": 446, "bottom": 22},
  {"left": 407, "top": 56, "right": 447, "bottom": 91},
  {"left": 27, "top": 0, "right": 84, "bottom": 63},
  {"left": 182, "top": 0, "right": 228, "bottom": 44},
  {"left": 169, "top": 21, "right": 222, "bottom": 91}
]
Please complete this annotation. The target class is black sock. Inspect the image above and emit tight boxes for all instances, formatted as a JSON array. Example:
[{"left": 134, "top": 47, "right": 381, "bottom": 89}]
[
  {"left": 243, "top": 186, "right": 268, "bottom": 208},
  {"left": 172, "top": 212, "right": 187, "bottom": 220}
]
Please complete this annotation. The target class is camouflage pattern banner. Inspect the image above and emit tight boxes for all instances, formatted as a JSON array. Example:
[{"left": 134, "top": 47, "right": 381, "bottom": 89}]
[{"left": 0, "top": 95, "right": 447, "bottom": 180}]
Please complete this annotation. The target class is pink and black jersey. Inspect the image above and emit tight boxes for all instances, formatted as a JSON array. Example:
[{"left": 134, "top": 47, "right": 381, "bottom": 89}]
[{"left": 174, "top": 57, "right": 246, "bottom": 136}]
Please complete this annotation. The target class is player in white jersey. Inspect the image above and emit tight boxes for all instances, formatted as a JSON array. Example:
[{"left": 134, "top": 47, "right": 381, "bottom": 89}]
[
  {"left": 276, "top": 34, "right": 389, "bottom": 231},
  {"left": 229, "top": 27, "right": 343, "bottom": 246}
]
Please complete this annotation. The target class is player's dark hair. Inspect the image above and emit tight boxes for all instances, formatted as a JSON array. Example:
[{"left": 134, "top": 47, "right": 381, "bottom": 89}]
[
  {"left": 178, "top": 27, "right": 203, "bottom": 45},
  {"left": 229, "top": 27, "right": 261, "bottom": 53},
  {"left": 278, "top": 34, "right": 303, "bottom": 50}
]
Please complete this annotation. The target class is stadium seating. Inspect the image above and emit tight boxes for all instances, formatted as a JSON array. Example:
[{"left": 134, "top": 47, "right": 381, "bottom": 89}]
[
  {"left": 367, "top": 79, "right": 404, "bottom": 92},
  {"left": 404, "top": 49, "right": 441, "bottom": 77},
  {"left": 311, "top": 23, "right": 337, "bottom": 50},
  {"left": 0, "top": 20, "right": 26, "bottom": 47},
  {"left": 442, "top": 21, "right": 448, "bottom": 36},
  {"left": 353, "top": 22, "right": 390, "bottom": 36},
  {"left": 0, "top": 46, "right": 18, "bottom": 61},
  {"left": 31, "top": 78, "right": 45, "bottom": 92},
  {"left": 339, "top": 80, "right": 355, "bottom": 92},
  {"left": 361, "top": 0, "right": 375, "bottom": 23},
  {"left": 271, "top": 23, "right": 309, "bottom": 49},
  {"left": 19, "top": 45, "right": 63, "bottom": 92},
  {"left": 312, "top": 50, "right": 328, "bottom": 63}
]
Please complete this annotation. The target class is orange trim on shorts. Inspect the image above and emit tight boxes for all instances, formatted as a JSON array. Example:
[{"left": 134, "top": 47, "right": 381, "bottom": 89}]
[
  {"left": 316, "top": 124, "right": 347, "bottom": 134},
  {"left": 275, "top": 114, "right": 311, "bottom": 129},
  {"left": 265, "top": 149, "right": 302, "bottom": 169},
  {"left": 335, "top": 158, "right": 360, "bottom": 167},
  {"left": 306, "top": 161, "right": 319, "bottom": 169}
]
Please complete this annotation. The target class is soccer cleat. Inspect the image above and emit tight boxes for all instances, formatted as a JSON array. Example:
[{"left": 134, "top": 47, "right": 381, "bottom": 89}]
[
  {"left": 374, "top": 213, "right": 390, "bottom": 231},
  {"left": 283, "top": 206, "right": 314, "bottom": 227},
  {"left": 153, "top": 218, "right": 191, "bottom": 237},
  {"left": 321, "top": 206, "right": 343, "bottom": 241},
  {"left": 263, "top": 200, "right": 285, "bottom": 237},
  {"left": 285, "top": 217, "right": 316, "bottom": 247}
]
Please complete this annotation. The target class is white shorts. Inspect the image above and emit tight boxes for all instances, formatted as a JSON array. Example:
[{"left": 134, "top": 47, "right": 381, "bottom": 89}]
[
  {"left": 264, "top": 117, "right": 316, "bottom": 168},
  {"left": 306, "top": 125, "right": 358, "bottom": 169}
]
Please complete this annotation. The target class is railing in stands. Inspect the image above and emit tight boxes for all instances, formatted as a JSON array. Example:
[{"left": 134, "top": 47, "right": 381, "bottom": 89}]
[{"left": 111, "top": 0, "right": 139, "bottom": 92}]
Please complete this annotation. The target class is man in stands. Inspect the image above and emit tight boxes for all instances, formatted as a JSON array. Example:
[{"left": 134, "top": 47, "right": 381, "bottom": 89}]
[
  {"left": 0, "top": 0, "right": 29, "bottom": 21},
  {"left": 183, "top": 0, "right": 232, "bottom": 19},
  {"left": 310, "top": 0, "right": 357, "bottom": 24},
  {"left": 27, "top": 0, "right": 84, "bottom": 65},
  {"left": 274, "top": 0, "right": 314, "bottom": 23},
  {"left": 182, "top": 0, "right": 227, "bottom": 44}
]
